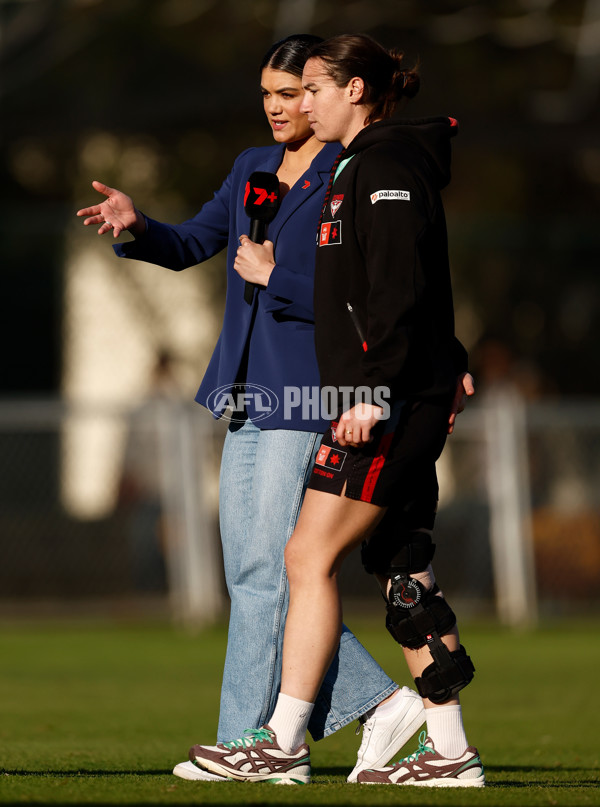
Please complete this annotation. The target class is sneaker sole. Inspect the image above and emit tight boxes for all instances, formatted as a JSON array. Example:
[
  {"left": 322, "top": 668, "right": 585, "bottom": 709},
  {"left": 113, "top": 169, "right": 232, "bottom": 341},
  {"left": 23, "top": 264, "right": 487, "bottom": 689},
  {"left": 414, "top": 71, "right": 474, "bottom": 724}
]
[
  {"left": 361, "top": 773, "right": 486, "bottom": 788},
  {"left": 347, "top": 696, "right": 426, "bottom": 783},
  {"left": 172, "top": 761, "right": 229, "bottom": 782},
  {"left": 197, "top": 758, "right": 310, "bottom": 785}
]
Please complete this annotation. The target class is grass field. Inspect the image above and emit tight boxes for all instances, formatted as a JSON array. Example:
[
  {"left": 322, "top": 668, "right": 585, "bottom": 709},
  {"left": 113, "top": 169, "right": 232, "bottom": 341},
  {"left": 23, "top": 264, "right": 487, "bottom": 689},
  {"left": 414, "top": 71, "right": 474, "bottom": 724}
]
[{"left": 0, "top": 613, "right": 599, "bottom": 805}]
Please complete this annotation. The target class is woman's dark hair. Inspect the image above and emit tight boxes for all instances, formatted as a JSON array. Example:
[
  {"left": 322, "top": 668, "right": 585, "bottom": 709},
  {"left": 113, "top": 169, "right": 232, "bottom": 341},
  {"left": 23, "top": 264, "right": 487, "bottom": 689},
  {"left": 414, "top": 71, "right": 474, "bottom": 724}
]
[
  {"left": 260, "top": 33, "right": 324, "bottom": 79},
  {"left": 308, "top": 34, "right": 419, "bottom": 124}
]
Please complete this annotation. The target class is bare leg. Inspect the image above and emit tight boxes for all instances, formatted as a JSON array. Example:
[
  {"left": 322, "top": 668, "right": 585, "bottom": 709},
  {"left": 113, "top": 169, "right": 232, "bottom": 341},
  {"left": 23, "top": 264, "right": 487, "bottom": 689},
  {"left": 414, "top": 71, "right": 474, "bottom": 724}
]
[{"left": 280, "top": 487, "right": 386, "bottom": 702}]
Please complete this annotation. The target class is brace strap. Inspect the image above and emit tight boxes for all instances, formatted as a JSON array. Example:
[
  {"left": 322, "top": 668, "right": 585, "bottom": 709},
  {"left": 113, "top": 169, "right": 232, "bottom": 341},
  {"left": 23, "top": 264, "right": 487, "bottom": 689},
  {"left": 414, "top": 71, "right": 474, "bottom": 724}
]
[{"left": 415, "top": 642, "right": 475, "bottom": 704}]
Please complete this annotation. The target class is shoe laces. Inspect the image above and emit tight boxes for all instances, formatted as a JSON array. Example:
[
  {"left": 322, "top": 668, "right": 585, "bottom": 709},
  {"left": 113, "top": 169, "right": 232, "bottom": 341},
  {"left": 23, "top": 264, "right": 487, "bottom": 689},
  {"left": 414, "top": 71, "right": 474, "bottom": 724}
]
[
  {"left": 223, "top": 727, "right": 274, "bottom": 750},
  {"left": 394, "top": 730, "right": 434, "bottom": 767},
  {"left": 355, "top": 708, "right": 375, "bottom": 737}
]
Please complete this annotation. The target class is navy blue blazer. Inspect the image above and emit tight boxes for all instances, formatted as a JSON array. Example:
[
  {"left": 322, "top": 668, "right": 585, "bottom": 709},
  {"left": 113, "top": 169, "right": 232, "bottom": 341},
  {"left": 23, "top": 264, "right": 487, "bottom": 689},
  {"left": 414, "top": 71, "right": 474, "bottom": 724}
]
[{"left": 114, "top": 141, "right": 341, "bottom": 431}]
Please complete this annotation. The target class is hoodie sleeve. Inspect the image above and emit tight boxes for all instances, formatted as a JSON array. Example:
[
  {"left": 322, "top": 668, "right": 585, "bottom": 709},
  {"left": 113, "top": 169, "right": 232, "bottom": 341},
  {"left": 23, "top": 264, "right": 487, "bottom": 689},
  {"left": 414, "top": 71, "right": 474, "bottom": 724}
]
[
  {"left": 452, "top": 337, "right": 469, "bottom": 374},
  {"left": 352, "top": 144, "right": 434, "bottom": 393}
]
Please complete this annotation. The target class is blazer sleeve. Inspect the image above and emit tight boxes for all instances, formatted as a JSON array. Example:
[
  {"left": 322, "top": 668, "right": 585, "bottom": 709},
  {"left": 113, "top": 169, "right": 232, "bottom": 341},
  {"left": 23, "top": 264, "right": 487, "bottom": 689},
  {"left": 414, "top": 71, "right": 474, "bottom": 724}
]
[
  {"left": 262, "top": 265, "right": 315, "bottom": 321},
  {"left": 113, "top": 149, "right": 253, "bottom": 270}
]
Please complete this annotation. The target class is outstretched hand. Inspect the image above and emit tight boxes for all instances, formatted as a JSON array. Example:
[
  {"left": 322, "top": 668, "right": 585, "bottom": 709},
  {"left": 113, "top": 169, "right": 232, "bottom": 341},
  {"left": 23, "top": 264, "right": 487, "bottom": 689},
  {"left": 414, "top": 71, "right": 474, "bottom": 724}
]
[{"left": 76, "top": 181, "right": 145, "bottom": 238}]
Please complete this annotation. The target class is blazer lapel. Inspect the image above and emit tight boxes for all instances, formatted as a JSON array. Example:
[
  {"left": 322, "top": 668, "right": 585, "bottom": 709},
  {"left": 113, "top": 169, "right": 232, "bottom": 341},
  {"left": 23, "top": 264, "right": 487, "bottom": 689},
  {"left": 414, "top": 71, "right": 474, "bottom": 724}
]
[
  {"left": 267, "top": 142, "right": 340, "bottom": 245},
  {"left": 255, "top": 146, "right": 285, "bottom": 175}
]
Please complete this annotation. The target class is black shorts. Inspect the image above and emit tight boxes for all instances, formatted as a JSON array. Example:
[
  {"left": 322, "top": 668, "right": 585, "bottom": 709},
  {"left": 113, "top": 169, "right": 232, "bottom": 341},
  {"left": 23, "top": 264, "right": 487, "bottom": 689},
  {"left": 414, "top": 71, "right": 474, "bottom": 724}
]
[{"left": 306, "top": 398, "right": 451, "bottom": 518}]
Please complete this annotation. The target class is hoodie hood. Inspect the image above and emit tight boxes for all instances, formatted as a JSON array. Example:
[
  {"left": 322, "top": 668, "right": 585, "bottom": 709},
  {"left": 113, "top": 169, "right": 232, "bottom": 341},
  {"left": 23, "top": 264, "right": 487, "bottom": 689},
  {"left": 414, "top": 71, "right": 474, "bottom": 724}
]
[{"left": 344, "top": 116, "right": 458, "bottom": 190}]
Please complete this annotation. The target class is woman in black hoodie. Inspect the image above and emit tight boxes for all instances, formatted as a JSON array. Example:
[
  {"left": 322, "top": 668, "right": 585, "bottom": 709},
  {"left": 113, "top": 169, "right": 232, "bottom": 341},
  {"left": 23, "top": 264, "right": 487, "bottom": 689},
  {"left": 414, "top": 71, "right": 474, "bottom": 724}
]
[{"left": 189, "top": 34, "right": 483, "bottom": 788}]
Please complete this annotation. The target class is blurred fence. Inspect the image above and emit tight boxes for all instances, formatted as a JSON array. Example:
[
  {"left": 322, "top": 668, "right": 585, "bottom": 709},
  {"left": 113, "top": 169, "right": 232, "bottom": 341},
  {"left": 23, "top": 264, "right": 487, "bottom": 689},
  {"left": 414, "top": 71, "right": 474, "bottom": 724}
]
[
  {"left": 0, "top": 393, "right": 599, "bottom": 626},
  {"left": 0, "top": 398, "right": 226, "bottom": 625}
]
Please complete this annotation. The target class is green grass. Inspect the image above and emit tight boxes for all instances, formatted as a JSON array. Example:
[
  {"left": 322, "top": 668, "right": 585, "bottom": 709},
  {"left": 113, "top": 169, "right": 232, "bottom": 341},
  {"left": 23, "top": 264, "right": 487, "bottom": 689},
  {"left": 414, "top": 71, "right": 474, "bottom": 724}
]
[{"left": 0, "top": 614, "right": 599, "bottom": 805}]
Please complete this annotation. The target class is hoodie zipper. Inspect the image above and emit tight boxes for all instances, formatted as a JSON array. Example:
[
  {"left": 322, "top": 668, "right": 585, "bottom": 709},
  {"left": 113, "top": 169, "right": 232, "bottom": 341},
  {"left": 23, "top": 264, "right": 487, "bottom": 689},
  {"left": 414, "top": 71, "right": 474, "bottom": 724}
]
[{"left": 346, "top": 302, "right": 368, "bottom": 352}]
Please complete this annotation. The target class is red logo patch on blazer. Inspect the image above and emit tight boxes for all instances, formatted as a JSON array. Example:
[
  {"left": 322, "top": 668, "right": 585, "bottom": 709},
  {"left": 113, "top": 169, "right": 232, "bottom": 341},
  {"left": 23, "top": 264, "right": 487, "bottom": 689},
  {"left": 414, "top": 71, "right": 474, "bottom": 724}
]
[{"left": 330, "top": 194, "right": 344, "bottom": 216}]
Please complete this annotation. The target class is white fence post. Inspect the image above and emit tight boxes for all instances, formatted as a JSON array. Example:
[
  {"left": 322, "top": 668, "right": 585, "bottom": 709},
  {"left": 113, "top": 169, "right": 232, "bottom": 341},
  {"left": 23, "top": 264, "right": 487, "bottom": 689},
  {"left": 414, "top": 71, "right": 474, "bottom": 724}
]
[
  {"left": 484, "top": 386, "right": 538, "bottom": 627},
  {"left": 157, "top": 401, "right": 224, "bottom": 627}
]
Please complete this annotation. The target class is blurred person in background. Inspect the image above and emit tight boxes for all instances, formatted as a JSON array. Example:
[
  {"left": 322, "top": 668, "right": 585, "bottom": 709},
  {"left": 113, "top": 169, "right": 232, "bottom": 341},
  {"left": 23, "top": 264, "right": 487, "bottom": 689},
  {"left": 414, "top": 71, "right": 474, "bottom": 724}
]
[
  {"left": 189, "top": 33, "right": 482, "bottom": 787},
  {"left": 117, "top": 350, "right": 180, "bottom": 593},
  {"left": 79, "top": 34, "right": 476, "bottom": 783}
]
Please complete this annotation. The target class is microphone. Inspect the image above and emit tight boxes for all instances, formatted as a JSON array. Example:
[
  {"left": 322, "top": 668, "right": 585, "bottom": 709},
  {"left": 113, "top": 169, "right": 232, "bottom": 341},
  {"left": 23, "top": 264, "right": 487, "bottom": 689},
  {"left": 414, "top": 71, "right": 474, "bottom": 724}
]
[{"left": 242, "top": 171, "right": 281, "bottom": 304}]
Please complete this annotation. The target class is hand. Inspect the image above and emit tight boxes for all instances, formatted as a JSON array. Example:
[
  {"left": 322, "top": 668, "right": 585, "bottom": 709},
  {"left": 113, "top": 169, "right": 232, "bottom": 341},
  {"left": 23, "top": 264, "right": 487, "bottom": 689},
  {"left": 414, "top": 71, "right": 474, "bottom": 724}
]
[
  {"left": 336, "top": 403, "right": 384, "bottom": 447},
  {"left": 234, "top": 235, "right": 275, "bottom": 286},
  {"left": 447, "top": 372, "right": 475, "bottom": 434},
  {"left": 76, "top": 180, "right": 145, "bottom": 238}
]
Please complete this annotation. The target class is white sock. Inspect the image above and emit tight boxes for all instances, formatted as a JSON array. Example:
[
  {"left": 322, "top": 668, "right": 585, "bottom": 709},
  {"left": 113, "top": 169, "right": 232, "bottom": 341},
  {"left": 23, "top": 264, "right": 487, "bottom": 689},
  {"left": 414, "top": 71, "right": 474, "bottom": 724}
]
[
  {"left": 268, "top": 692, "right": 314, "bottom": 754},
  {"left": 425, "top": 704, "right": 469, "bottom": 758},
  {"left": 369, "top": 687, "right": 403, "bottom": 718}
]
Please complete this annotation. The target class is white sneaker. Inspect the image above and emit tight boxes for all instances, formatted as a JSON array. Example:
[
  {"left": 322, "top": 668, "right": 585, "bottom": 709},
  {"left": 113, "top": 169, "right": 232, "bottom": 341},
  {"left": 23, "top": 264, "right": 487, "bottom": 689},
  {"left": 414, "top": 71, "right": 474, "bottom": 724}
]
[
  {"left": 347, "top": 686, "right": 425, "bottom": 783},
  {"left": 173, "top": 760, "right": 228, "bottom": 781}
]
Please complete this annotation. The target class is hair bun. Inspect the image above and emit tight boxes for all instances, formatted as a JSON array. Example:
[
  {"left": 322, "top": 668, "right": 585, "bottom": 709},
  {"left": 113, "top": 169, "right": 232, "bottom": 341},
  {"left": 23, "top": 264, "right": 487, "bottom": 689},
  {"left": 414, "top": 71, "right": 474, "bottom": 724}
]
[
  {"left": 400, "top": 69, "right": 420, "bottom": 99},
  {"left": 309, "top": 35, "right": 419, "bottom": 123},
  {"left": 389, "top": 50, "right": 420, "bottom": 100}
]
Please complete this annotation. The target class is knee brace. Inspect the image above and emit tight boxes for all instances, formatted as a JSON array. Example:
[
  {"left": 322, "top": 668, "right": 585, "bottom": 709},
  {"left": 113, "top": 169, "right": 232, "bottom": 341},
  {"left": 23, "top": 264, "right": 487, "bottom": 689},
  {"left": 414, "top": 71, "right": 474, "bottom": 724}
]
[
  {"left": 386, "top": 576, "right": 474, "bottom": 702},
  {"left": 364, "top": 530, "right": 475, "bottom": 703},
  {"left": 386, "top": 578, "right": 455, "bottom": 649}
]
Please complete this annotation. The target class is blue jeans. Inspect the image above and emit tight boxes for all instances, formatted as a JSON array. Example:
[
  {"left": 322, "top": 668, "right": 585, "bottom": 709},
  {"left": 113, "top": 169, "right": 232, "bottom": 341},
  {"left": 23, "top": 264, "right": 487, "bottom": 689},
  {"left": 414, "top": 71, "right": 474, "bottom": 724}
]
[{"left": 217, "top": 418, "right": 397, "bottom": 742}]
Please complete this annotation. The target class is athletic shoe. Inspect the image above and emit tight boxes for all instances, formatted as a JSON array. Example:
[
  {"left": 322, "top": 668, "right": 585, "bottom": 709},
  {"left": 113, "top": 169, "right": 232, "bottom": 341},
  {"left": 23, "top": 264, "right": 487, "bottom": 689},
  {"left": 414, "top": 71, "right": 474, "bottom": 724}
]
[
  {"left": 172, "top": 760, "right": 229, "bottom": 781},
  {"left": 189, "top": 725, "right": 310, "bottom": 785},
  {"left": 347, "top": 686, "right": 425, "bottom": 782},
  {"left": 357, "top": 731, "right": 485, "bottom": 787}
]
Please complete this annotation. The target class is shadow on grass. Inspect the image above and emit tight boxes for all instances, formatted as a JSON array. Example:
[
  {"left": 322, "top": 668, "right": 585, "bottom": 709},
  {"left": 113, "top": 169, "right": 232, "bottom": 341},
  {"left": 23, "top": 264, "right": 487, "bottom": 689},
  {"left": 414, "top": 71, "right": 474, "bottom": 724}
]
[
  {"left": 315, "top": 764, "right": 600, "bottom": 789},
  {"left": 3, "top": 767, "right": 351, "bottom": 779},
  {"left": 1, "top": 769, "right": 171, "bottom": 777},
  {"left": 484, "top": 765, "right": 596, "bottom": 771},
  {"left": 465, "top": 764, "right": 600, "bottom": 789},
  {"left": 3, "top": 763, "right": 598, "bottom": 790}
]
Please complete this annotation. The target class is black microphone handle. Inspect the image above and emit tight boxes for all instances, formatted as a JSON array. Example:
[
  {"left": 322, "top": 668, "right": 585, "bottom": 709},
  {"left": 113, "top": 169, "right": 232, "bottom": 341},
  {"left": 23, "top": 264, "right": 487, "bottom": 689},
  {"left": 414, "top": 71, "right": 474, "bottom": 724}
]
[
  {"left": 244, "top": 219, "right": 268, "bottom": 303},
  {"left": 244, "top": 280, "right": 255, "bottom": 304},
  {"left": 249, "top": 219, "right": 267, "bottom": 244}
]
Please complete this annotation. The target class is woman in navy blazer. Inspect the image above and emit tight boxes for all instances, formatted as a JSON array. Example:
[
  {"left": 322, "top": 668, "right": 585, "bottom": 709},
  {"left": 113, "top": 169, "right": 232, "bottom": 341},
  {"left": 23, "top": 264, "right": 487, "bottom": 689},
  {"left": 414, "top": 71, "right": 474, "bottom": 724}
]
[
  {"left": 112, "top": 140, "right": 339, "bottom": 432},
  {"left": 78, "top": 36, "right": 417, "bottom": 782}
]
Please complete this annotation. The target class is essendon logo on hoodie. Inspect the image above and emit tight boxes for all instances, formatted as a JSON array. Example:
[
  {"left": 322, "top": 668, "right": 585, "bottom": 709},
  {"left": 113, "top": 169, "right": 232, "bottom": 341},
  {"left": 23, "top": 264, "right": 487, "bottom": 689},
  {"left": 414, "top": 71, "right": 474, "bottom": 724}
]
[
  {"left": 315, "top": 444, "right": 347, "bottom": 472},
  {"left": 330, "top": 194, "right": 344, "bottom": 216},
  {"left": 319, "top": 220, "right": 342, "bottom": 246}
]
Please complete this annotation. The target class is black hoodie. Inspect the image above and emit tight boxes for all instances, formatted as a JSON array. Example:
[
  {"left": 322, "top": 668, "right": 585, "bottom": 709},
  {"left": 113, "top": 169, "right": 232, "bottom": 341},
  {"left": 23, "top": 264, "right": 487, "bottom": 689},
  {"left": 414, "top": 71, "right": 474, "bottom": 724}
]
[{"left": 314, "top": 116, "right": 467, "bottom": 414}]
